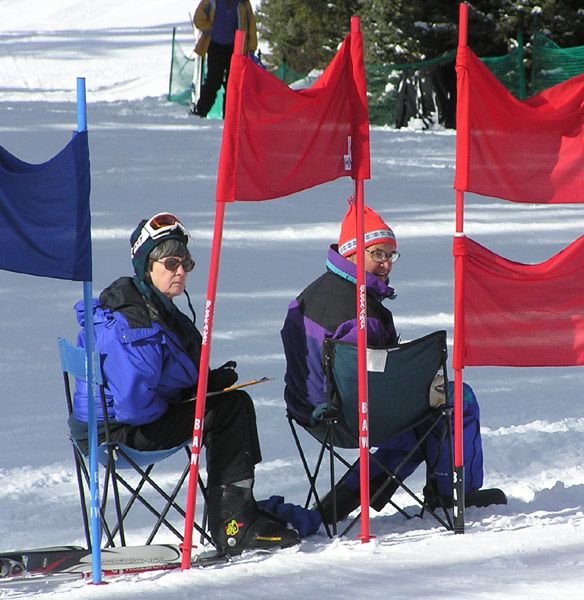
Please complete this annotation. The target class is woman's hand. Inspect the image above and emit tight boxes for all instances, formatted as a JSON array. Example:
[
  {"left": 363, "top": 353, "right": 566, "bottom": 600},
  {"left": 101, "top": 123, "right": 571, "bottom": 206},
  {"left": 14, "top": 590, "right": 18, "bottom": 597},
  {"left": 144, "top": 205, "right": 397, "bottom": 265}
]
[{"left": 207, "top": 361, "right": 238, "bottom": 392}]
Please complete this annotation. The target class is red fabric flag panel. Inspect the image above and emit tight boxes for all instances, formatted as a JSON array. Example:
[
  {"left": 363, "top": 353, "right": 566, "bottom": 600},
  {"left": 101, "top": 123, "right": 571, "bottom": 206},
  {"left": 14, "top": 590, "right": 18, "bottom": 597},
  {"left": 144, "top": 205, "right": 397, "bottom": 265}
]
[
  {"left": 216, "top": 32, "right": 370, "bottom": 202},
  {"left": 455, "top": 47, "right": 584, "bottom": 204},
  {"left": 458, "top": 236, "right": 584, "bottom": 367}
]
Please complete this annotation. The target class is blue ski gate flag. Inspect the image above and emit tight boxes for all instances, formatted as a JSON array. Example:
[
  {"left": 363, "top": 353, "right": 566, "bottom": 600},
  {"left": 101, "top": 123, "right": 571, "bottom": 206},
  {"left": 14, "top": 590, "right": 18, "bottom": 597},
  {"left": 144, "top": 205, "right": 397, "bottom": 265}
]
[{"left": 0, "top": 130, "right": 91, "bottom": 281}]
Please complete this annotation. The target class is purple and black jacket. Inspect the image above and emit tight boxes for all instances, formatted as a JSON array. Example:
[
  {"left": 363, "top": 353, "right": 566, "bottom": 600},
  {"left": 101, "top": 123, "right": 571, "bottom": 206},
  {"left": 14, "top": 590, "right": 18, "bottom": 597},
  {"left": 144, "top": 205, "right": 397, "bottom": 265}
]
[{"left": 281, "top": 245, "right": 398, "bottom": 424}]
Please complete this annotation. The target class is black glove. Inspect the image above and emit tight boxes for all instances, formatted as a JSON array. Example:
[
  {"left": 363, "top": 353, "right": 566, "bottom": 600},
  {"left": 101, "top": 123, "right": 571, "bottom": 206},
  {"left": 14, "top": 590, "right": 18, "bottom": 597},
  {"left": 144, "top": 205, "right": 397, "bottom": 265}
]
[{"left": 207, "top": 360, "right": 238, "bottom": 392}]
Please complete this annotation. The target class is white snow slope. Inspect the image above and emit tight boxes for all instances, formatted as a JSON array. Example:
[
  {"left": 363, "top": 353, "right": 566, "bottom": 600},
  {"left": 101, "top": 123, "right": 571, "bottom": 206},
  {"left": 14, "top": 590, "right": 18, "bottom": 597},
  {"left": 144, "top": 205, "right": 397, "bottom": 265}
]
[{"left": 1, "top": 2, "right": 583, "bottom": 599}]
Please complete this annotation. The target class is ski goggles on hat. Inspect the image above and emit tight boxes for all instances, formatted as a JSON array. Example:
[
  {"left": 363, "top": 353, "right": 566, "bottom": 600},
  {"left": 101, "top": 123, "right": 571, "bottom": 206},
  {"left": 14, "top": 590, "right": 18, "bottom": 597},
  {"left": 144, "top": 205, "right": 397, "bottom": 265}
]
[{"left": 131, "top": 213, "right": 190, "bottom": 258}]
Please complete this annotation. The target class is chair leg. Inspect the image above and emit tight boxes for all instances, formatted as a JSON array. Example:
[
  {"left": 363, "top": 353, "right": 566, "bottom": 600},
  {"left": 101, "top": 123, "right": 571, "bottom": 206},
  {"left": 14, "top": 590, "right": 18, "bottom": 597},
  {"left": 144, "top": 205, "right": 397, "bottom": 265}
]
[
  {"left": 329, "top": 414, "right": 455, "bottom": 536},
  {"left": 110, "top": 449, "right": 214, "bottom": 546},
  {"left": 116, "top": 471, "right": 213, "bottom": 545},
  {"left": 287, "top": 417, "right": 319, "bottom": 509},
  {"left": 287, "top": 417, "right": 334, "bottom": 538},
  {"left": 198, "top": 474, "right": 210, "bottom": 546},
  {"left": 103, "top": 450, "right": 129, "bottom": 547},
  {"left": 75, "top": 448, "right": 121, "bottom": 547},
  {"left": 420, "top": 409, "right": 456, "bottom": 530},
  {"left": 112, "top": 472, "right": 185, "bottom": 540},
  {"left": 328, "top": 422, "right": 337, "bottom": 537},
  {"left": 71, "top": 445, "right": 92, "bottom": 549},
  {"left": 183, "top": 447, "right": 213, "bottom": 546},
  {"left": 100, "top": 461, "right": 121, "bottom": 546},
  {"left": 144, "top": 466, "right": 189, "bottom": 545}
]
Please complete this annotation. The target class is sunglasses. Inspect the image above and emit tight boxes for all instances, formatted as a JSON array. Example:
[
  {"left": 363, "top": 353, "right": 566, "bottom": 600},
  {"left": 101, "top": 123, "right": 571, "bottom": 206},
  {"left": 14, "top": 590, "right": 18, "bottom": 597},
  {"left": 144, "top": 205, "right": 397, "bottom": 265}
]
[
  {"left": 131, "top": 213, "right": 190, "bottom": 258},
  {"left": 154, "top": 257, "right": 195, "bottom": 272}
]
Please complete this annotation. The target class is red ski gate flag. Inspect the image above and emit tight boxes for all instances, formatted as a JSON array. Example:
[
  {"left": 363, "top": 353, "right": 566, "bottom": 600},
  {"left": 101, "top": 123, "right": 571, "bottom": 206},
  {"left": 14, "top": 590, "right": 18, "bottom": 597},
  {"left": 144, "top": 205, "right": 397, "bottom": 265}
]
[
  {"left": 216, "top": 31, "right": 370, "bottom": 202},
  {"left": 455, "top": 47, "right": 584, "bottom": 204},
  {"left": 457, "top": 236, "right": 584, "bottom": 367}
]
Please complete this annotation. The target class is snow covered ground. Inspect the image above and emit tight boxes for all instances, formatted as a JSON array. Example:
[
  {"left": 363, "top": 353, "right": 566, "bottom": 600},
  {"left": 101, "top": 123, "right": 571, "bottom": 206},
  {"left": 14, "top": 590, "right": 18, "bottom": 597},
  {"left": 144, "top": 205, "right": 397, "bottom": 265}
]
[{"left": 1, "top": 1, "right": 584, "bottom": 598}]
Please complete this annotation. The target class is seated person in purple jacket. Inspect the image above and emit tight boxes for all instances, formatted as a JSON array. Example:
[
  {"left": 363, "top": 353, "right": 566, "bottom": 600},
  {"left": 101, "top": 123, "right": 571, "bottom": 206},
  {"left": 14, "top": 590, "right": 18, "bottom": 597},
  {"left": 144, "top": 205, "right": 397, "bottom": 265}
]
[
  {"left": 281, "top": 200, "right": 505, "bottom": 523},
  {"left": 70, "top": 212, "right": 299, "bottom": 554}
]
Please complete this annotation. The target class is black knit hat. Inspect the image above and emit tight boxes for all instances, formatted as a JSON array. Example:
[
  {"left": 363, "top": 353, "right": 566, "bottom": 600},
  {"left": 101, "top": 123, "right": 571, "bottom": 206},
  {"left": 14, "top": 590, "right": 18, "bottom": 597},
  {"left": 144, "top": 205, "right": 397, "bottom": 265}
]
[{"left": 130, "top": 214, "right": 189, "bottom": 282}]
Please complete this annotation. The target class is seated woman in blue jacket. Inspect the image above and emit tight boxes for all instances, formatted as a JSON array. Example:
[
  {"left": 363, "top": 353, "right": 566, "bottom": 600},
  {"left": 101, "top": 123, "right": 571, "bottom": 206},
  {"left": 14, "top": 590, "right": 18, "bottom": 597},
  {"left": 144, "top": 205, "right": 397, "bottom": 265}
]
[{"left": 70, "top": 212, "right": 299, "bottom": 554}]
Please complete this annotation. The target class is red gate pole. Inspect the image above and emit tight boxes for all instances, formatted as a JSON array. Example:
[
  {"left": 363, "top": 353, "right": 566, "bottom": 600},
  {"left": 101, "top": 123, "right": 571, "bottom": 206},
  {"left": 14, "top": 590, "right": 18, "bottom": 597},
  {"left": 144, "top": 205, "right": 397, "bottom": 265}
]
[
  {"left": 453, "top": 1, "right": 470, "bottom": 534},
  {"left": 180, "top": 200, "right": 226, "bottom": 569},
  {"left": 348, "top": 15, "right": 372, "bottom": 544},
  {"left": 181, "top": 29, "right": 246, "bottom": 571},
  {"left": 355, "top": 177, "right": 371, "bottom": 543}
]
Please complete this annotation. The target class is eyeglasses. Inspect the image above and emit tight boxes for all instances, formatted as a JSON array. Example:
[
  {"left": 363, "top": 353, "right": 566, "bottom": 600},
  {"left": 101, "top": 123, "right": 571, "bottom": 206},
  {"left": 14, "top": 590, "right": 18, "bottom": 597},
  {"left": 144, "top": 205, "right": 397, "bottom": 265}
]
[
  {"left": 365, "top": 249, "right": 400, "bottom": 264},
  {"left": 154, "top": 257, "right": 195, "bottom": 272},
  {"left": 131, "top": 213, "right": 190, "bottom": 258}
]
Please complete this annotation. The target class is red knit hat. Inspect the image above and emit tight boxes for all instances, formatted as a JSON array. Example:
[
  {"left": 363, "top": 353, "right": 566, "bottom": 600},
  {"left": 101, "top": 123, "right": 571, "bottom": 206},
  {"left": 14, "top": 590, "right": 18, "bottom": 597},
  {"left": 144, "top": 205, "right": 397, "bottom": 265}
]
[{"left": 338, "top": 200, "right": 396, "bottom": 257}]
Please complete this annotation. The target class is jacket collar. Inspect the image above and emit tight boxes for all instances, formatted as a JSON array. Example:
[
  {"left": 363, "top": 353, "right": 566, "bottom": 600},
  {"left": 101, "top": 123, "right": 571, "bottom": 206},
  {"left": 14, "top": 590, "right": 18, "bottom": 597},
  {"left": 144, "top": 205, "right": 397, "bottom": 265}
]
[{"left": 325, "top": 244, "right": 396, "bottom": 300}]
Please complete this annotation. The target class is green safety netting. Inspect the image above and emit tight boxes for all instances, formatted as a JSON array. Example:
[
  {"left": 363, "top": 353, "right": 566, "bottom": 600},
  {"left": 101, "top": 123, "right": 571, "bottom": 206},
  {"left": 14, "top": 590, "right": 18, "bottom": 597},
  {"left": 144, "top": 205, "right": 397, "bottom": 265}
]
[
  {"left": 168, "top": 33, "right": 194, "bottom": 105},
  {"left": 168, "top": 28, "right": 584, "bottom": 126},
  {"left": 167, "top": 31, "right": 224, "bottom": 119},
  {"left": 480, "top": 40, "right": 526, "bottom": 99},
  {"left": 168, "top": 32, "right": 300, "bottom": 117},
  {"left": 531, "top": 32, "right": 584, "bottom": 95},
  {"left": 366, "top": 51, "right": 456, "bottom": 126},
  {"left": 368, "top": 44, "right": 529, "bottom": 126},
  {"left": 365, "top": 64, "right": 403, "bottom": 126},
  {"left": 272, "top": 63, "right": 306, "bottom": 85}
]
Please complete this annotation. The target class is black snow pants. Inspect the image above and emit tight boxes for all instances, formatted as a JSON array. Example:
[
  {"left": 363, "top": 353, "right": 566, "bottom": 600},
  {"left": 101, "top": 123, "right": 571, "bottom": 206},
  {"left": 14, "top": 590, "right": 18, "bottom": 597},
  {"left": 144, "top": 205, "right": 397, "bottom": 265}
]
[
  {"left": 196, "top": 41, "right": 234, "bottom": 118},
  {"left": 106, "top": 390, "right": 262, "bottom": 487}
]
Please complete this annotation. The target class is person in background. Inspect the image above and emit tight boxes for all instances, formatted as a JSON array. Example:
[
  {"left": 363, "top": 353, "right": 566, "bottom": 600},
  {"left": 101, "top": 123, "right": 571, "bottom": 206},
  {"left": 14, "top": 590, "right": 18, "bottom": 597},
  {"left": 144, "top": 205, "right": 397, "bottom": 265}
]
[
  {"left": 281, "top": 199, "right": 506, "bottom": 524},
  {"left": 190, "top": 0, "right": 257, "bottom": 118},
  {"left": 70, "top": 212, "right": 299, "bottom": 555}
]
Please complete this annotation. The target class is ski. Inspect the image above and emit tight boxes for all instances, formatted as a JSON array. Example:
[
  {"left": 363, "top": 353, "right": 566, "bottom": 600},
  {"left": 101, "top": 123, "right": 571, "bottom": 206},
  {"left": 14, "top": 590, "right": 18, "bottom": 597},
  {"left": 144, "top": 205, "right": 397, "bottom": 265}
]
[
  {"left": 0, "top": 544, "right": 182, "bottom": 579},
  {"left": 0, "top": 546, "right": 297, "bottom": 597},
  {"left": 189, "top": 11, "right": 204, "bottom": 108},
  {"left": 190, "top": 547, "right": 279, "bottom": 568},
  {"left": 0, "top": 557, "right": 25, "bottom": 578},
  {"left": 0, "top": 545, "right": 84, "bottom": 576},
  {"left": 0, "top": 543, "right": 283, "bottom": 583}
]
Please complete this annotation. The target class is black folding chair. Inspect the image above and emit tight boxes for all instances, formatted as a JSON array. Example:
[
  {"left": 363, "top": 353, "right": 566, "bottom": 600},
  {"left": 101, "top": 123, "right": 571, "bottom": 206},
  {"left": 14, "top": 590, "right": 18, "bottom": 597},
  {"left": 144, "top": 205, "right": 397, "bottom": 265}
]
[
  {"left": 288, "top": 330, "right": 455, "bottom": 537},
  {"left": 58, "top": 337, "right": 212, "bottom": 549}
]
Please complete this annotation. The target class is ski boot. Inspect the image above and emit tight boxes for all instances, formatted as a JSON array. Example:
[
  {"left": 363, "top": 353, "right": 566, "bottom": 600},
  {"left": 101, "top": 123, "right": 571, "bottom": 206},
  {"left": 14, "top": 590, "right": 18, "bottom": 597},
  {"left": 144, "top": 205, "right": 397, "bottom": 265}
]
[
  {"left": 317, "top": 473, "right": 400, "bottom": 525},
  {"left": 207, "top": 484, "right": 300, "bottom": 556},
  {"left": 424, "top": 483, "right": 507, "bottom": 510}
]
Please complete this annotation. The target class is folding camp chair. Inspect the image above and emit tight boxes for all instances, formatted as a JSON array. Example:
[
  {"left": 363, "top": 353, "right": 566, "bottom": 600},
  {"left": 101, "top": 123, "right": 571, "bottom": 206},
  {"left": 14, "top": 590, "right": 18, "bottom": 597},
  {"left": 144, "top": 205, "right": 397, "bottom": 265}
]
[
  {"left": 288, "top": 330, "right": 455, "bottom": 537},
  {"left": 58, "top": 337, "right": 212, "bottom": 549}
]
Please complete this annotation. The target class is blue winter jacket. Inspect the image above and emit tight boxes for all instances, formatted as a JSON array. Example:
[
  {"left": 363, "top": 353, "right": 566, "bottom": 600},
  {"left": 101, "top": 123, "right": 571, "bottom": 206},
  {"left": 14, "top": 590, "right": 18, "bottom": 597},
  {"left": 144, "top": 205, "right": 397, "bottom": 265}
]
[
  {"left": 73, "top": 277, "right": 199, "bottom": 426},
  {"left": 281, "top": 245, "right": 398, "bottom": 424}
]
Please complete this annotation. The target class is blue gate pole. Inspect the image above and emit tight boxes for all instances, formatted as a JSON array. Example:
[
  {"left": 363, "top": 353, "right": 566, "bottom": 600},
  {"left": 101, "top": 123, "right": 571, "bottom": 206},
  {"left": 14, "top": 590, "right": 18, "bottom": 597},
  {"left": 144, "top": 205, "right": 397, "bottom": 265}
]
[{"left": 77, "top": 77, "right": 102, "bottom": 584}]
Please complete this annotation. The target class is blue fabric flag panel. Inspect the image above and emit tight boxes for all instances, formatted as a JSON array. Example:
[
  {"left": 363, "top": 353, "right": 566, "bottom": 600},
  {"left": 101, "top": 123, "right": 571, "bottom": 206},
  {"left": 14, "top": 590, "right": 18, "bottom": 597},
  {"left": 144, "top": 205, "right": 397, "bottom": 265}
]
[{"left": 0, "top": 131, "right": 91, "bottom": 281}]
